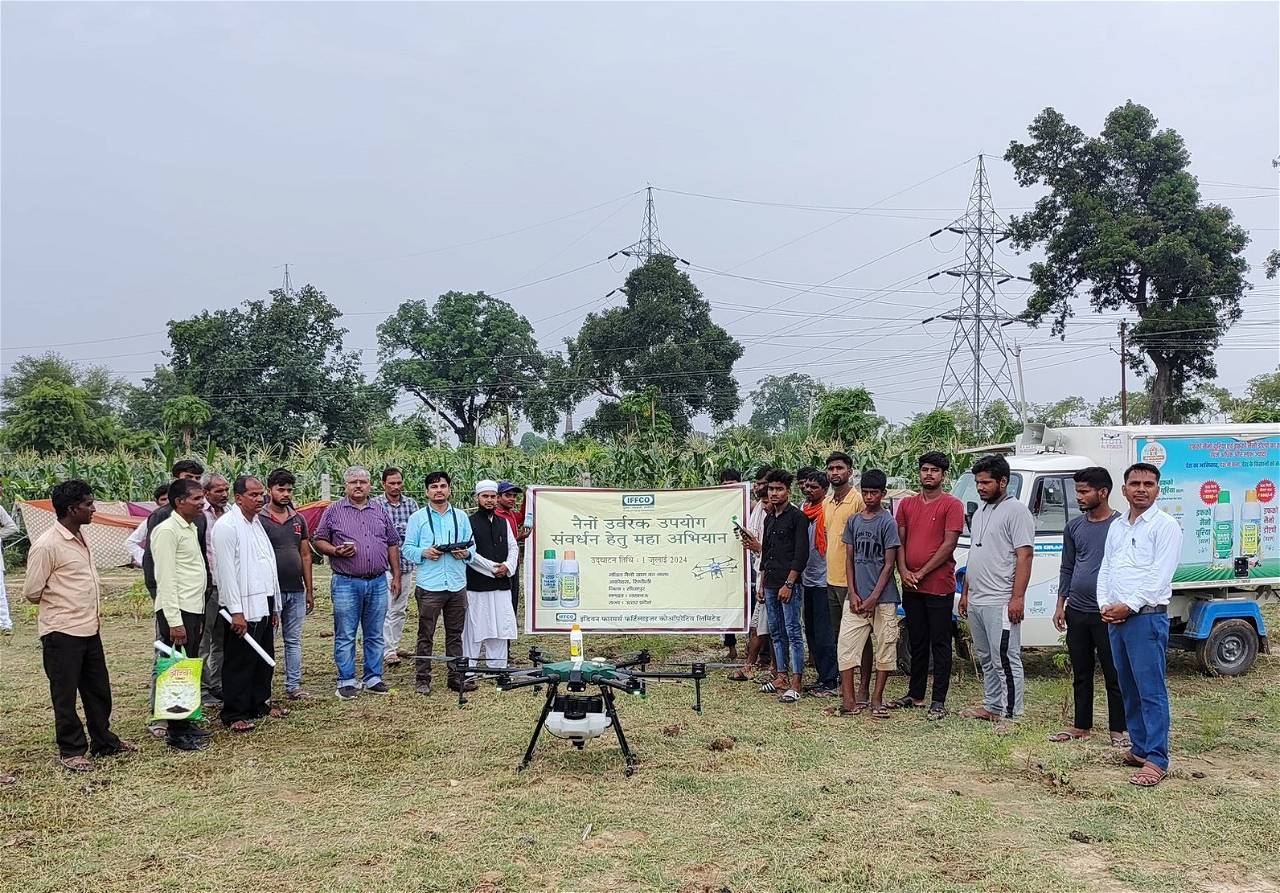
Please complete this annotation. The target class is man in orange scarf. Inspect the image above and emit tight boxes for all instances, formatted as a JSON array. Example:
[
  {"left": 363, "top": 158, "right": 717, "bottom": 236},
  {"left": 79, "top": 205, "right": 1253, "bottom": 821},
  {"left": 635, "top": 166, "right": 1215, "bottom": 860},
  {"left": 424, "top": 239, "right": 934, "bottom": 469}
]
[{"left": 799, "top": 468, "right": 839, "bottom": 694}]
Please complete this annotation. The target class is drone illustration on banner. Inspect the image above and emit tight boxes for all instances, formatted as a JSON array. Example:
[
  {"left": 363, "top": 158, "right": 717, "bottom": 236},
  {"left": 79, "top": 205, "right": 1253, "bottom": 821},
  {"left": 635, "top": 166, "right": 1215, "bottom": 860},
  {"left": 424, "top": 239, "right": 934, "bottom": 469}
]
[
  {"left": 415, "top": 627, "right": 737, "bottom": 776},
  {"left": 692, "top": 555, "right": 739, "bottom": 580}
]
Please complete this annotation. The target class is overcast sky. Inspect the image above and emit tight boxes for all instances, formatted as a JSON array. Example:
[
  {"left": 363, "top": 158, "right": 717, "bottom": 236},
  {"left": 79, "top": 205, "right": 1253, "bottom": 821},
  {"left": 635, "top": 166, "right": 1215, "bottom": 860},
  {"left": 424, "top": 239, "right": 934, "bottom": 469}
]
[{"left": 3, "top": 1, "right": 1277, "bottom": 431}]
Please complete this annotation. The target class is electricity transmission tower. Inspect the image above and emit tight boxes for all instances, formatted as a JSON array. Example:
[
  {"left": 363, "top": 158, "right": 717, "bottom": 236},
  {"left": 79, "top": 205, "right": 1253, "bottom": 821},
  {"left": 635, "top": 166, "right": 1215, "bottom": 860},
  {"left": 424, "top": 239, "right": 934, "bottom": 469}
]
[
  {"left": 925, "top": 155, "right": 1028, "bottom": 435},
  {"left": 608, "top": 186, "right": 688, "bottom": 265}
]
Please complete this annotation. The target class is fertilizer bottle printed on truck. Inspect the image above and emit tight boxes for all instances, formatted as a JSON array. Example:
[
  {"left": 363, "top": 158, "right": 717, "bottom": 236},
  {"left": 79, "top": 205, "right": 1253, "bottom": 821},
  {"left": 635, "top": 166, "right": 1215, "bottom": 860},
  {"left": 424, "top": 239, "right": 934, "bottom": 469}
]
[
  {"left": 1213, "top": 491, "right": 1235, "bottom": 568},
  {"left": 1242, "top": 489, "right": 1261, "bottom": 566}
]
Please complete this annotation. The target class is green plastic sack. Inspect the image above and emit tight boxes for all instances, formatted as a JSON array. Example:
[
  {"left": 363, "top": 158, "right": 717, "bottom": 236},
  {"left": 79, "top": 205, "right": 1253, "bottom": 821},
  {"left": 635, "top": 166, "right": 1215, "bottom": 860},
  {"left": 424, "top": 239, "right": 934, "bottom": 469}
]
[{"left": 153, "top": 648, "right": 204, "bottom": 722}]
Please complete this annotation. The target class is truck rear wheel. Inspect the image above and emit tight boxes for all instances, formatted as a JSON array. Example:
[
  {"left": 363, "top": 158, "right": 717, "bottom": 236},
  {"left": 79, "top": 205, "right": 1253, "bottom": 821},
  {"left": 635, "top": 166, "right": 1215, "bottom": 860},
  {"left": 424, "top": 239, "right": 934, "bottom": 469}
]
[{"left": 1195, "top": 619, "right": 1259, "bottom": 677}]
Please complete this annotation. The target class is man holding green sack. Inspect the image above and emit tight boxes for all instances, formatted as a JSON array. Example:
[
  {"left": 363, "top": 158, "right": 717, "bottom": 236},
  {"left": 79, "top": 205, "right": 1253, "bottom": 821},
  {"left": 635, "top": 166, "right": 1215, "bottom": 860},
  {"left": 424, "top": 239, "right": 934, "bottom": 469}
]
[
  {"left": 154, "top": 647, "right": 204, "bottom": 725},
  {"left": 152, "top": 478, "right": 213, "bottom": 752},
  {"left": 24, "top": 480, "right": 136, "bottom": 772}
]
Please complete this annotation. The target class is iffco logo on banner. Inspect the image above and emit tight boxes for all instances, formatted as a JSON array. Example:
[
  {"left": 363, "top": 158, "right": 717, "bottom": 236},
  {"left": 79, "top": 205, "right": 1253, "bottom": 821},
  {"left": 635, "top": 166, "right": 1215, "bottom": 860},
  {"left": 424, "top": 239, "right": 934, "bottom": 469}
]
[{"left": 622, "top": 494, "right": 656, "bottom": 508}]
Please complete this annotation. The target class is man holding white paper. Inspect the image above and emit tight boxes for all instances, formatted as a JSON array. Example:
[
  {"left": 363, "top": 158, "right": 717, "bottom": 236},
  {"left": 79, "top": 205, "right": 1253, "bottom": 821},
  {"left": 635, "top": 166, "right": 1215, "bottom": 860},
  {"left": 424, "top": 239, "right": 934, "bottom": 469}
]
[{"left": 213, "top": 476, "right": 281, "bottom": 734}]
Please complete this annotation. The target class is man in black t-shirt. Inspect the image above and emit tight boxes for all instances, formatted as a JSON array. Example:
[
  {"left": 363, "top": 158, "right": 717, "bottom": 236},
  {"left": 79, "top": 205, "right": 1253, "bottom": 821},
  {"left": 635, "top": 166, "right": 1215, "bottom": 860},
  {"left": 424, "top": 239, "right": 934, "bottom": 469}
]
[{"left": 261, "top": 468, "right": 314, "bottom": 700}]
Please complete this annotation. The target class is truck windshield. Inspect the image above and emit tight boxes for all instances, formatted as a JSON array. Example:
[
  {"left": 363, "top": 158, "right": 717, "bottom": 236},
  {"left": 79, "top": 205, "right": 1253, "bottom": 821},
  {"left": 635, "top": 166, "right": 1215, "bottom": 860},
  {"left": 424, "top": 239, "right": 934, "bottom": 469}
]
[{"left": 951, "top": 472, "right": 1023, "bottom": 535}]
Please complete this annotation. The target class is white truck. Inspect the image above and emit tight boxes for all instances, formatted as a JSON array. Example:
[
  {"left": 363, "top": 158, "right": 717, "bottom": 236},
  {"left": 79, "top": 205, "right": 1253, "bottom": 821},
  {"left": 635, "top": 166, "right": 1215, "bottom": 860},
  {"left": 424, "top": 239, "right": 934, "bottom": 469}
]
[{"left": 950, "top": 424, "right": 1279, "bottom": 676}]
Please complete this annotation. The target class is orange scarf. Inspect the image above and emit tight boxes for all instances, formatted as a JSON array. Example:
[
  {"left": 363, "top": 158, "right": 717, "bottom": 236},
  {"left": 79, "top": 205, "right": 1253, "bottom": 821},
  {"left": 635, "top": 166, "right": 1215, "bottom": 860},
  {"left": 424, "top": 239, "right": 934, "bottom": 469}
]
[{"left": 801, "top": 500, "right": 826, "bottom": 556}]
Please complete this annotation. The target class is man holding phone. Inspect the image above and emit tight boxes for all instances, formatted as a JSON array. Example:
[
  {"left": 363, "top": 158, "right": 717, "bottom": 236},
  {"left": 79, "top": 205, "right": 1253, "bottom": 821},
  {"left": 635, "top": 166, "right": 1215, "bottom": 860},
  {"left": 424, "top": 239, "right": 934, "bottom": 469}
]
[{"left": 313, "top": 466, "right": 402, "bottom": 701}]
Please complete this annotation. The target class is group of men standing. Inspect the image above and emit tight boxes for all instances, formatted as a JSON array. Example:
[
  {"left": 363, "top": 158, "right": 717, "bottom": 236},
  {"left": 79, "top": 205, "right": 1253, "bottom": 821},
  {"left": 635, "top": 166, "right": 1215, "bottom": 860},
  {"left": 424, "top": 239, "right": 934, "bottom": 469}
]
[
  {"left": 721, "top": 450, "right": 1178, "bottom": 787},
  {"left": 314, "top": 467, "right": 526, "bottom": 699},
  {"left": 20, "top": 449, "right": 1178, "bottom": 786}
]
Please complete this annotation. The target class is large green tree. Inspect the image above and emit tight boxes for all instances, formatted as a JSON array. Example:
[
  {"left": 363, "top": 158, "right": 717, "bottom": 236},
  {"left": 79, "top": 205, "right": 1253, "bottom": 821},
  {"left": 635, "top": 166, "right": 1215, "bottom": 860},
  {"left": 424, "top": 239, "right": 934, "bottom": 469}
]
[
  {"left": 1, "top": 381, "right": 120, "bottom": 453},
  {"left": 1005, "top": 102, "right": 1250, "bottom": 423},
  {"left": 0, "top": 353, "right": 137, "bottom": 453},
  {"left": 571, "top": 256, "right": 743, "bottom": 435},
  {"left": 157, "top": 285, "right": 390, "bottom": 447},
  {"left": 378, "top": 291, "right": 548, "bottom": 445},
  {"left": 2, "top": 352, "right": 129, "bottom": 419},
  {"left": 812, "top": 387, "right": 882, "bottom": 442},
  {"left": 748, "top": 373, "right": 826, "bottom": 434}
]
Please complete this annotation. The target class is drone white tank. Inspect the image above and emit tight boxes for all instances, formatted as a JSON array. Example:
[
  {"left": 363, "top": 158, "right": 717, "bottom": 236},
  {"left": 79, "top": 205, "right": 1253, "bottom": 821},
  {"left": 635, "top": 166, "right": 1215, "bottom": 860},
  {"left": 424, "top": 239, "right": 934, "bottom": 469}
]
[{"left": 546, "top": 709, "right": 611, "bottom": 743}]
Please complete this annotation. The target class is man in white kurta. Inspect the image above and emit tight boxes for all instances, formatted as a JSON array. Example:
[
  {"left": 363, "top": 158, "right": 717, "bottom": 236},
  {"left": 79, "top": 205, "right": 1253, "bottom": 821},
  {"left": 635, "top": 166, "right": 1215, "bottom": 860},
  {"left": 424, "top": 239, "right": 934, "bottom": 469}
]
[
  {"left": 464, "top": 480, "right": 518, "bottom": 668},
  {"left": 212, "top": 476, "right": 280, "bottom": 731}
]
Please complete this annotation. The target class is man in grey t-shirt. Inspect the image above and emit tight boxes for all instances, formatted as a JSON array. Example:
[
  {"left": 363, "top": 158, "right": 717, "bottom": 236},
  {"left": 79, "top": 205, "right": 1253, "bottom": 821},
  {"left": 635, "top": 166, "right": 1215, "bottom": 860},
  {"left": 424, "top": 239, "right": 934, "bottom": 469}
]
[{"left": 959, "top": 455, "right": 1034, "bottom": 722}]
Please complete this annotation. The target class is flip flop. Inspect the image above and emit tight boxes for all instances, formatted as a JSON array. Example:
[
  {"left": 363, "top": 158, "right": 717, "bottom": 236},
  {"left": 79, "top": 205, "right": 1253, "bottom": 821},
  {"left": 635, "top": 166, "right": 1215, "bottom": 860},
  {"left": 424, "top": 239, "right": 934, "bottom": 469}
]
[
  {"left": 727, "top": 669, "right": 752, "bottom": 682},
  {"left": 959, "top": 707, "right": 997, "bottom": 721},
  {"left": 870, "top": 705, "right": 891, "bottom": 721},
  {"left": 58, "top": 755, "right": 94, "bottom": 773},
  {"left": 1048, "top": 730, "right": 1091, "bottom": 743},
  {"left": 229, "top": 720, "right": 256, "bottom": 733},
  {"left": 1110, "top": 734, "right": 1131, "bottom": 748},
  {"left": 821, "top": 705, "right": 859, "bottom": 717},
  {"left": 850, "top": 701, "right": 870, "bottom": 715},
  {"left": 887, "top": 696, "right": 921, "bottom": 709},
  {"left": 269, "top": 706, "right": 291, "bottom": 719},
  {"left": 1130, "top": 764, "right": 1167, "bottom": 787}
]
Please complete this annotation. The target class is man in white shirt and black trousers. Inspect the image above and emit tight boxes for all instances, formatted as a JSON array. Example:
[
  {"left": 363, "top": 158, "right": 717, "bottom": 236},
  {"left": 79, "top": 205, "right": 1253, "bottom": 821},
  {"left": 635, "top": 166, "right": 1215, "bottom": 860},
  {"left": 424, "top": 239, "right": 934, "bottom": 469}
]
[{"left": 1097, "top": 462, "right": 1181, "bottom": 788}]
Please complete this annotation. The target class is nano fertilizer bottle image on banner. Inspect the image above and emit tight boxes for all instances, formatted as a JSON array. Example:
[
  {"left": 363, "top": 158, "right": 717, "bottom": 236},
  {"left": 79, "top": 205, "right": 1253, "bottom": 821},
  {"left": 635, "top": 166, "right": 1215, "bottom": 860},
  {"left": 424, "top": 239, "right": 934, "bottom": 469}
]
[
  {"left": 540, "top": 549, "right": 560, "bottom": 607},
  {"left": 1213, "top": 491, "right": 1235, "bottom": 566},
  {"left": 559, "top": 550, "right": 580, "bottom": 608},
  {"left": 1242, "top": 489, "right": 1262, "bottom": 562}
]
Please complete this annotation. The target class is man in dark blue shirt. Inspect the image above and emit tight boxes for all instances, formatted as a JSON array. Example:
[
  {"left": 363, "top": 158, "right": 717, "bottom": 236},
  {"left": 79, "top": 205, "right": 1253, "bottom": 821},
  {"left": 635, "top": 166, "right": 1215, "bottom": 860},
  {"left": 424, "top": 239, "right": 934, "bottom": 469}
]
[{"left": 1049, "top": 467, "right": 1126, "bottom": 747}]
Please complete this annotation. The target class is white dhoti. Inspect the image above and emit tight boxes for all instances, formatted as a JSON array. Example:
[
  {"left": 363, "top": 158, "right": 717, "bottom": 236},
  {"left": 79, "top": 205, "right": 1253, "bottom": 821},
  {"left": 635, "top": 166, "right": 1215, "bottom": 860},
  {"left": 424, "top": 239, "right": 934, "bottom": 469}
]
[
  {"left": 463, "top": 589, "right": 517, "bottom": 668},
  {"left": 0, "top": 567, "right": 11, "bottom": 631}
]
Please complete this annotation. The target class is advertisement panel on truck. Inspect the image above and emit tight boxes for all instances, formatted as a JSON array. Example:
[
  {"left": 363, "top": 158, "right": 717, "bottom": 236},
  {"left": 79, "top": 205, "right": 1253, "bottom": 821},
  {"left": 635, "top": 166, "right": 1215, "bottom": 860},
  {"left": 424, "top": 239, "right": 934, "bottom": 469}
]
[{"left": 1135, "top": 434, "right": 1280, "bottom": 584}]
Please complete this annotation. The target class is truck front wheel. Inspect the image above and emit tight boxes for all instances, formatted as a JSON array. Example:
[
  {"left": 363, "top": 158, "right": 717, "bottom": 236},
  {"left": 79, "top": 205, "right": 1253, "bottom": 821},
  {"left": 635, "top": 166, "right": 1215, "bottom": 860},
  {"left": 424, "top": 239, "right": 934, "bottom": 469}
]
[{"left": 1195, "top": 619, "right": 1259, "bottom": 677}]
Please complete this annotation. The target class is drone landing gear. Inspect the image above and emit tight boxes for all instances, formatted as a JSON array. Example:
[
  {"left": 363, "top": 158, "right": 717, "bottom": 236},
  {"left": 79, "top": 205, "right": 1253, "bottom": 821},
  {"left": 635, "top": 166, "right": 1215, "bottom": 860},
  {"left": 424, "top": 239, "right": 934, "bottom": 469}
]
[
  {"left": 515, "top": 681, "right": 638, "bottom": 777},
  {"left": 518, "top": 682, "right": 559, "bottom": 774},
  {"left": 601, "top": 686, "right": 638, "bottom": 777}
]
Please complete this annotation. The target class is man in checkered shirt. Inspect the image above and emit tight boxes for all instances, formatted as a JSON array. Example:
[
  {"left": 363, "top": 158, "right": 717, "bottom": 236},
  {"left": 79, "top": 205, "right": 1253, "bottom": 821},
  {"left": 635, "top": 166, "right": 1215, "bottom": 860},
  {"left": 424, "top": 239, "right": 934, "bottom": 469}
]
[{"left": 374, "top": 467, "right": 420, "bottom": 666}]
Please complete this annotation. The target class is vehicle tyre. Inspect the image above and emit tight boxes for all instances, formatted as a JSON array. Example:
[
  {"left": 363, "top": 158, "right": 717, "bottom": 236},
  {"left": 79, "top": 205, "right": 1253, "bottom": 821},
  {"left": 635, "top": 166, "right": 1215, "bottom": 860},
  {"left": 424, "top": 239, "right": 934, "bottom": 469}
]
[{"left": 1195, "top": 619, "right": 1259, "bottom": 677}]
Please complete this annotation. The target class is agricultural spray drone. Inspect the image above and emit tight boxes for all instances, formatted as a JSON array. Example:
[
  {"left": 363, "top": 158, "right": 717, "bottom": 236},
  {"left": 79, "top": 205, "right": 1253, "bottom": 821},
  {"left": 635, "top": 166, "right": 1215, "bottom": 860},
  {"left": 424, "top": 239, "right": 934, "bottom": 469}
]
[{"left": 431, "top": 646, "right": 713, "bottom": 776}]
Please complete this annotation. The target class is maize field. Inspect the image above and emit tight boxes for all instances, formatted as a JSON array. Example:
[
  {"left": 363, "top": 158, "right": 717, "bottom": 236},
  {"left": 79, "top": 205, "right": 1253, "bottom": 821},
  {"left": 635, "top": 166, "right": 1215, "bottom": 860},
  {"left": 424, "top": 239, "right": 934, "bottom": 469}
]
[{"left": 0, "top": 429, "right": 975, "bottom": 505}]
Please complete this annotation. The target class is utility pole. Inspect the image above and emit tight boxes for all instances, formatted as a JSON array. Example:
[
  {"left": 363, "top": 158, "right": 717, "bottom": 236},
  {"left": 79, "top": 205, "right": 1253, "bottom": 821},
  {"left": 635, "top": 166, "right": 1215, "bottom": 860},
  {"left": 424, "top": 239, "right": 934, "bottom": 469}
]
[
  {"left": 1119, "top": 319, "right": 1128, "bottom": 426},
  {"left": 1012, "top": 343, "right": 1027, "bottom": 425},
  {"left": 927, "top": 155, "right": 1030, "bottom": 437}
]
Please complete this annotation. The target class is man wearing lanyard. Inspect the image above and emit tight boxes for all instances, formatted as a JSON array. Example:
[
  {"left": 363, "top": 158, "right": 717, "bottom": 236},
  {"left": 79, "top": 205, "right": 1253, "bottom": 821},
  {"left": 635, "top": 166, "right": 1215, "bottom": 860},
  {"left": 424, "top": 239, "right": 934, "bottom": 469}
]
[
  {"left": 313, "top": 466, "right": 402, "bottom": 701},
  {"left": 1097, "top": 462, "right": 1181, "bottom": 787},
  {"left": 958, "top": 455, "right": 1035, "bottom": 726},
  {"left": 404, "top": 470, "right": 473, "bottom": 696}
]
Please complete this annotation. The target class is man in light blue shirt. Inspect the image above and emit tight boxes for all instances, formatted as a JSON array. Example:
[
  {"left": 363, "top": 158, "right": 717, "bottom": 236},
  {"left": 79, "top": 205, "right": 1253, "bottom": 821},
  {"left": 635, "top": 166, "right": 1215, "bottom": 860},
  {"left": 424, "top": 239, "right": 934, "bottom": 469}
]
[
  {"left": 1097, "top": 461, "right": 1182, "bottom": 788},
  {"left": 403, "top": 470, "right": 473, "bottom": 696}
]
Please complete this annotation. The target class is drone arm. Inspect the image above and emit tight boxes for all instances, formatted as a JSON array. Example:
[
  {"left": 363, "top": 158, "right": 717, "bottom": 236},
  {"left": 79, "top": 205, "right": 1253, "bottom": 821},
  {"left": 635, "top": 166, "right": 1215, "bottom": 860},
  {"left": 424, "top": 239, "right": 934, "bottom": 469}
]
[{"left": 499, "top": 673, "right": 559, "bottom": 692}]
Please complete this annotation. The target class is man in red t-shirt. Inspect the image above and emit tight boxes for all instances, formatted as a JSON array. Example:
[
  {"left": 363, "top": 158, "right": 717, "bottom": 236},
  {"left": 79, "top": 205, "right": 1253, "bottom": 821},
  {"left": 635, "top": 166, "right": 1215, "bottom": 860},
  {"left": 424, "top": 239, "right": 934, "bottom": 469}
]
[{"left": 888, "top": 451, "right": 964, "bottom": 719}]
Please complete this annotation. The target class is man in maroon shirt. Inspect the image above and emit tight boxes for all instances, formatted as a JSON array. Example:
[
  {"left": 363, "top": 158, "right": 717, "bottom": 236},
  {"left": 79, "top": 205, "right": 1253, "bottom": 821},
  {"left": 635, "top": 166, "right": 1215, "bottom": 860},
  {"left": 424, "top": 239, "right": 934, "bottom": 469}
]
[
  {"left": 889, "top": 451, "right": 964, "bottom": 719},
  {"left": 313, "top": 467, "right": 401, "bottom": 700}
]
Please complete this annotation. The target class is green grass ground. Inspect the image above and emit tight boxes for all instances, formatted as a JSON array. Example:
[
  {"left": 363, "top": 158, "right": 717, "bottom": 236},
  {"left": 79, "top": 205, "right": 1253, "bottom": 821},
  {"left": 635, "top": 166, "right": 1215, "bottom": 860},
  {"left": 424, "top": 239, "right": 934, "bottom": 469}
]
[{"left": 1, "top": 570, "right": 1278, "bottom": 893}]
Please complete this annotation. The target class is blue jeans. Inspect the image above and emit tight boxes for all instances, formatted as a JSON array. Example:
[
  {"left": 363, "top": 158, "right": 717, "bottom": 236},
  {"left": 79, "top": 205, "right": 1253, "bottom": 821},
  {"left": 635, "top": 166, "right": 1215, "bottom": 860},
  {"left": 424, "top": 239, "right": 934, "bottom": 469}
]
[
  {"left": 764, "top": 586, "right": 806, "bottom": 677},
  {"left": 800, "top": 582, "right": 838, "bottom": 687},
  {"left": 332, "top": 574, "right": 388, "bottom": 689},
  {"left": 1109, "top": 611, "right": 1170, "bottom": 770},
  {"left": 280, "top": 590, "right": 307, "bottom": 693}
]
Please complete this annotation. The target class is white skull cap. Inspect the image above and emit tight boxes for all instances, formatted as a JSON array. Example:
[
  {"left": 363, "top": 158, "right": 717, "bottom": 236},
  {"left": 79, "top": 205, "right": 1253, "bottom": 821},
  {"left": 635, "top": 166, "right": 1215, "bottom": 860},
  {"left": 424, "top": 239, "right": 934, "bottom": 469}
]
[{"left": 474, "top": 479, "right": 499, "bottom": 495}]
